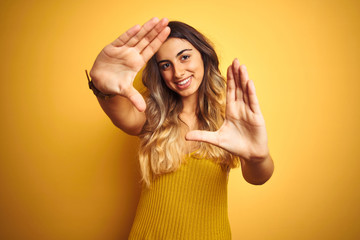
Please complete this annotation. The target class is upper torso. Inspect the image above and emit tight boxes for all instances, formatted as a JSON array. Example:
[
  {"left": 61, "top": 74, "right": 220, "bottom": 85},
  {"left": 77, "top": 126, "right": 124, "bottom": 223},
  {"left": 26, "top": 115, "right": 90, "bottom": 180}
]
[{"left": 128, "top": 154, "right": 231, "bottom": 240}]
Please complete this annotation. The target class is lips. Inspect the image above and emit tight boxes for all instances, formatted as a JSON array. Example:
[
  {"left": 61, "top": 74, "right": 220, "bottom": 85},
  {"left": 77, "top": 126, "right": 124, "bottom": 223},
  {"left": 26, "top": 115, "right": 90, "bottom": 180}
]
[{"left": 175, "top": 76, "right": 192, "bottom": 89}]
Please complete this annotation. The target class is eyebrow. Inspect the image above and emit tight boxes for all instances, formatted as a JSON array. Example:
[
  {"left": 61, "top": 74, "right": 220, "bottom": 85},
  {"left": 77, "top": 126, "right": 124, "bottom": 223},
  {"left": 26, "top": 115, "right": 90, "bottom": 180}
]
[{"left": 157, "top": 49, "right": 193, "bottom": 64}]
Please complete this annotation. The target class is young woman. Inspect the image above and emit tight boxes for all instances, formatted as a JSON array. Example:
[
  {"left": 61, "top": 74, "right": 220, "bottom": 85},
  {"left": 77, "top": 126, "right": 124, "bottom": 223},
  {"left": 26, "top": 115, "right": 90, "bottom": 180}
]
[{"left": 88, "top": 17, "right": 274, "bottom": 239}]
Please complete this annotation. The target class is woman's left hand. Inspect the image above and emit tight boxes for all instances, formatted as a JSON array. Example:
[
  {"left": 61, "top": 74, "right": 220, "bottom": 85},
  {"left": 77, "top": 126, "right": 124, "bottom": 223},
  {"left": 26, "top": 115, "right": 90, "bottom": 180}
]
[{"left": 186, "top": 58, "right": 269, "bottom": 162}]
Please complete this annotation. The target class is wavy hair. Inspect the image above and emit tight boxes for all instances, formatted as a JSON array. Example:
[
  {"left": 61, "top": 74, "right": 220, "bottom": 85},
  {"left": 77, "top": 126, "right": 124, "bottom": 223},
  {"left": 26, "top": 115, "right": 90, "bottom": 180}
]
[{"left": 139, "top": 21, "right": 239, "bottom": 187}]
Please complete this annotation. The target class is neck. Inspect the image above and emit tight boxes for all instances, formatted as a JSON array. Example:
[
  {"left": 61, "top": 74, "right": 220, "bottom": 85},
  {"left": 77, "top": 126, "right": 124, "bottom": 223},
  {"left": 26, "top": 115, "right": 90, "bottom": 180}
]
[
  {"left": 179, "top": 93, "right": 199, "bottom": 130},
  {"left": 181, "top": 93, "right": 198, "bottom": 116}
]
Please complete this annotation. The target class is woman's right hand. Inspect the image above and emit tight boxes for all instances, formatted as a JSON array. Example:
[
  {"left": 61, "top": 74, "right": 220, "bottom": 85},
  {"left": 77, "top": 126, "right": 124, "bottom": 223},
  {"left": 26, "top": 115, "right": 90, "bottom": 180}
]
[{"left": 89, "top": 17, "right": 170, "bottom": 112}]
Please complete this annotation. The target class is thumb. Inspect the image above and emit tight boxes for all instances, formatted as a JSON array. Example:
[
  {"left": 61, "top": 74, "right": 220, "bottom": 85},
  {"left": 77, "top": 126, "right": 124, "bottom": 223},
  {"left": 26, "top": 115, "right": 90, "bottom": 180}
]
[
  {"left": 185, "top": 130, "right": 220, "bottom": 147},
  {"left": 125, "top": 86, "right": 147, "bottom": 112}
]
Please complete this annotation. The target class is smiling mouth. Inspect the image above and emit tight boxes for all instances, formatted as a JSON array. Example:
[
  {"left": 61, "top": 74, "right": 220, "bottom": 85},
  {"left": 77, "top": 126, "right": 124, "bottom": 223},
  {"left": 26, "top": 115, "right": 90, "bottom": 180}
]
[{"left": 176, "top": 76, "right": 192, "bottom": 87}]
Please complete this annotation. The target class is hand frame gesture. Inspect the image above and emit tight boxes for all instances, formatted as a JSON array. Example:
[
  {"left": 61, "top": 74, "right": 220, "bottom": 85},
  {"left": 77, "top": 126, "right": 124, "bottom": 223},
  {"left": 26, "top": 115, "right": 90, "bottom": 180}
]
[
  {"left": 186, "top": 59, "right": 269, "bottom": 162},
  {"left": 90, "top": 17, "right": 170, "bottom": 112}
]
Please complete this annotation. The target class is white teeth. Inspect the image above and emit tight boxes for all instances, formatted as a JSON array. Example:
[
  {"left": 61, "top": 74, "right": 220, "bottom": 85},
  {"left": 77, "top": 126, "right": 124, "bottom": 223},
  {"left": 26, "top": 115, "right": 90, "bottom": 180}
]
[{"left": 177, "top": 76, "right": 191, "bottom": 86}]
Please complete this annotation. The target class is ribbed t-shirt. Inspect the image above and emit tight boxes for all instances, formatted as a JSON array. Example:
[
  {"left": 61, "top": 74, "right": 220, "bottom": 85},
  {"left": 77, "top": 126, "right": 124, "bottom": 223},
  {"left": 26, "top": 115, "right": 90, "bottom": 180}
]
[{"left": 128, "top": 153, "right": 231, "bottom": 239}]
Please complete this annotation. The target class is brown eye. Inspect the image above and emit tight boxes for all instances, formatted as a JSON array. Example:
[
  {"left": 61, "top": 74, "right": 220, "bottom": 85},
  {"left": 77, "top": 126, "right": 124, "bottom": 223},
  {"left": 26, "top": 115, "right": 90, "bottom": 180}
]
[
  {"left": 181, "top": 55, "right": 190, "bottom": 60},
  {"left": 161, "top": 63, "right": 170, "bottom": 70}
]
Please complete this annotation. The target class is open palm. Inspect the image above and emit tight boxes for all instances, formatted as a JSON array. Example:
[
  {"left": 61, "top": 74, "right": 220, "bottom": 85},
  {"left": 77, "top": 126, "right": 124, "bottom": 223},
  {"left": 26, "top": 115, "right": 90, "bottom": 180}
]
[
  {"left": 90, "top": 17, "right": 170, "bottom": 112},
  {"left": 186, "top": 59, "right": 269, "bottom": 161}
]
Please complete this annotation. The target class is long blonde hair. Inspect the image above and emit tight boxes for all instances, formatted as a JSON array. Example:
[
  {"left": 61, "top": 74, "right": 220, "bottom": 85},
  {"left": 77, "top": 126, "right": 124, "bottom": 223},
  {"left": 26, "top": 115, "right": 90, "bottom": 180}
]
[{"left": 139, "top": 21, "right": 239, "bottom": 187}]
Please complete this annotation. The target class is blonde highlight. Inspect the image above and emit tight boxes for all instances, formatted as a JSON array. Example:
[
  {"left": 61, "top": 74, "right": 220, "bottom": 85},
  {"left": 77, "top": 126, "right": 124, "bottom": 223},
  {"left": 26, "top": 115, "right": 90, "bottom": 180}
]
[{"left": 139, "top": 21, "right": 239, "bottom": 187}]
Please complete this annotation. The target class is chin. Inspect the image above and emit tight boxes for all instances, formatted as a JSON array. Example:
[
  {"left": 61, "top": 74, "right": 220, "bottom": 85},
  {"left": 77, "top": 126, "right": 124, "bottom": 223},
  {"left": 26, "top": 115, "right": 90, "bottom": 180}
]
[{"left": 178, "top": 89, "right": 198, "bottom": 98}]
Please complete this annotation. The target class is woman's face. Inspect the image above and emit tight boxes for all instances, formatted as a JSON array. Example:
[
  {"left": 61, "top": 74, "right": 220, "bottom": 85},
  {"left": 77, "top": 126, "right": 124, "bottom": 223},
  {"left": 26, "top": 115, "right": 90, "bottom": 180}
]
[{"left": 155, "top": 38, "right": 204, "bottom": 99}]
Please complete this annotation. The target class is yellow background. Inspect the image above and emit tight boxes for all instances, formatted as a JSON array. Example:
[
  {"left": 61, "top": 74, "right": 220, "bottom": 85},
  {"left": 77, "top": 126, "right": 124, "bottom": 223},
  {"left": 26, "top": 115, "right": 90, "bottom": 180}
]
[{"left": 1, "top": 0, "right": 359, "bottom": 239}]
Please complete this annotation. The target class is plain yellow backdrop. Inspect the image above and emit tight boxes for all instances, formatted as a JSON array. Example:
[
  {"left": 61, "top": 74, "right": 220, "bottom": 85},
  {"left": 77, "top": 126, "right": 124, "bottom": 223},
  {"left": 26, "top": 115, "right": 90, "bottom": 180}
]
[{"left": 0, "top": 0, "right": 359, "bottom": 239}]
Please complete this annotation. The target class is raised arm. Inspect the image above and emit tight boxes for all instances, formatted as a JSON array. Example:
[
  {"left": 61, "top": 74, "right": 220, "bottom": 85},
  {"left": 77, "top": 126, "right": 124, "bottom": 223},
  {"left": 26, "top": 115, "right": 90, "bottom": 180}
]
[{"left": 89, "top": 17, "right": 170, "bottom": 135}]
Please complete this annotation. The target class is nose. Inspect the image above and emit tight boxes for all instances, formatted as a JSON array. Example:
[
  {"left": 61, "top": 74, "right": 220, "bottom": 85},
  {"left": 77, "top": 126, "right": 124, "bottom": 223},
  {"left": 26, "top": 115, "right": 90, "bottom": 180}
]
[{"left": 173, "top": 63, "right": 185, "bottom": 79}]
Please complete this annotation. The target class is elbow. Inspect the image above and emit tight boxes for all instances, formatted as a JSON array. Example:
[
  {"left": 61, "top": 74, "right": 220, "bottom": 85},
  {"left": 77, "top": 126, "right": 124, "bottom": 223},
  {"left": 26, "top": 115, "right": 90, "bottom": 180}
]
[
  {"left": 114, "top": 123, "right": 142, "bottom": 136},
  {"left": 243, "top": 165, "right": 274, "bottom": 186},
  {"left": 245, "top": 177, "right": 271, "bottom": 185},
  {"left": 242, "top": 155, "right": 275, "bottom": 185}
]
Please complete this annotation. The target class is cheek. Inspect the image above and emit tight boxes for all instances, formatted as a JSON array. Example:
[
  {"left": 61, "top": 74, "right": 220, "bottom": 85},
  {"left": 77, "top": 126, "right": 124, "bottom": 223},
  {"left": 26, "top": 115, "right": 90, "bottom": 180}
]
[
  {"left": 193, "top": 60, "right": 204, "bottom": 78},
  {"left": 160, "top": 71, "right": 174, "bottom": 87},
  {"left": 191, "top": 56, "right": 204, "bottom": 71},
  {"left": 163, "top": 71, "right": 171, "bottom": 81}
]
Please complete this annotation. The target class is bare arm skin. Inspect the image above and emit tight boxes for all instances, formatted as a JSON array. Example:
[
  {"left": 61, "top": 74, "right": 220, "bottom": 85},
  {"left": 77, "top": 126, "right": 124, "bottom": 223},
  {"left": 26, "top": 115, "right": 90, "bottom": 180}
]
[
  {"left": 240, "top": 154, "right": 274, "bottom": 185},
  {"left": 89, "top": 17, "right": 171, "bottom": 135},
  {"left": 96, "top": 96, "right": 146, "bottom": 136}
]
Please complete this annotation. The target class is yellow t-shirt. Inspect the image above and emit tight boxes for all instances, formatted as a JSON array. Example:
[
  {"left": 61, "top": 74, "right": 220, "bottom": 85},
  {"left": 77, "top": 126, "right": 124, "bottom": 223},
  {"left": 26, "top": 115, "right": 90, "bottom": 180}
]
[{"left": 129, "top": 154, "right": 231, "bottom": 240}]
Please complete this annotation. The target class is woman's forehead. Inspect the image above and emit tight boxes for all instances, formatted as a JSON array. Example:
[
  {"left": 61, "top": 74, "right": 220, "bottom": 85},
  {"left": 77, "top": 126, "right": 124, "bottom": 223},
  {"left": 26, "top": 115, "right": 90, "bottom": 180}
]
[{"left": 156, "top": 38, "right": 195, "bottom": 60}]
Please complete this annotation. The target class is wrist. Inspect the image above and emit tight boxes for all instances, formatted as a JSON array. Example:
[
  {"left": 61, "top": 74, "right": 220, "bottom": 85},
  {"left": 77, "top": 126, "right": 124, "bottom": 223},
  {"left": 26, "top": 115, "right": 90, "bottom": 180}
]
[
  {"left": 244, "top": 148, "right": 270, "bottom": 164},
  {"left": 86, "top": 70, "right": 116, "bottom": 100}
]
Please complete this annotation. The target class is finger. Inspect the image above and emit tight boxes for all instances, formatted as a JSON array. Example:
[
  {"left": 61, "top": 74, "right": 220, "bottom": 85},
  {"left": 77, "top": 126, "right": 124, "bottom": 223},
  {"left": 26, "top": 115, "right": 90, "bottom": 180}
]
[
  {"left": 232, "top": 58, "right": 243, "bottom": 101},
  {"left": 126, "top": 17, "right": 161, "bottom": 47},
  {"left": 123, "top": 86, "right": 147, "bottom": 112},
  {"left": 240, "top": 64, "right": 249, "bottom": 104},
  {"left": 141, "top": 26, "right": 171, "bottom": 62},
  {"left": 226, "top": 64, "right": 235, "bottom": 104},
  {"left": 248, "top": 80, "right": 261, "bottom": 114},
  {"left": 185, "top": 130, "right": 220, "bottom": 147},
  {"left": 135, "top": 18, "right": 169, "bottom": 52},
  {"left": 111, "top": 24, "right": 141, "bottom": 47}
]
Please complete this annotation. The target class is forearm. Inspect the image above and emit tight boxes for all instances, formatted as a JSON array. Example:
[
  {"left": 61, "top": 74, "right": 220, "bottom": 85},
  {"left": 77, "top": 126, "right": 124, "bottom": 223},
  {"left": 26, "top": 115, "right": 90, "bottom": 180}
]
[
  {"left": 97, "top": 95, "right": 146, "bottom": 136},
  {"left": 240, "top": 154, "right": 274, "bottom": 185}
]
